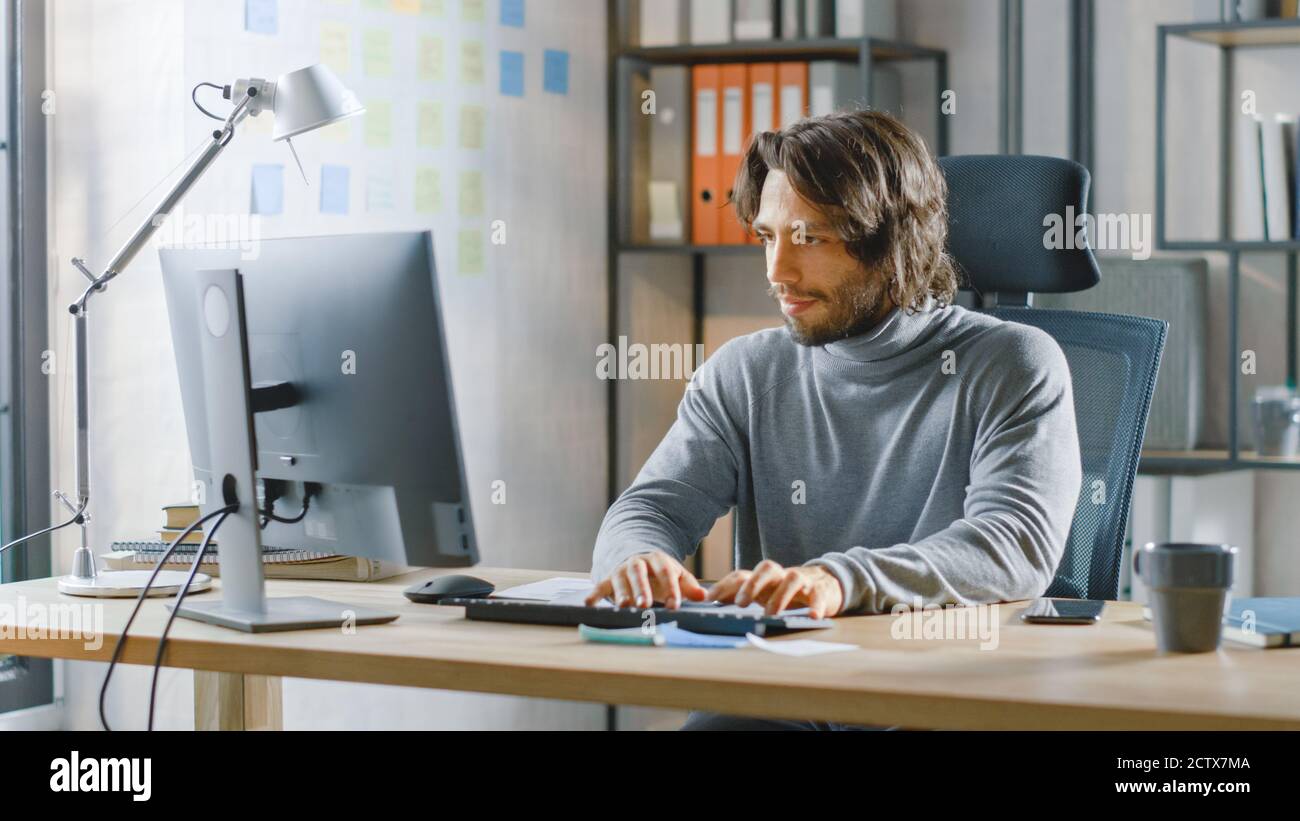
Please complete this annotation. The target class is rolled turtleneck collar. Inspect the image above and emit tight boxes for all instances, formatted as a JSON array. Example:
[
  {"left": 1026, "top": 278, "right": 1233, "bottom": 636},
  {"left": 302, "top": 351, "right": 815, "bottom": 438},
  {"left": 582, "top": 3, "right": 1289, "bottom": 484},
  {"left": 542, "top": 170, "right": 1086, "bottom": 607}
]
[{"left": 813, "top": 302, "right": 960, "bottom": 379}]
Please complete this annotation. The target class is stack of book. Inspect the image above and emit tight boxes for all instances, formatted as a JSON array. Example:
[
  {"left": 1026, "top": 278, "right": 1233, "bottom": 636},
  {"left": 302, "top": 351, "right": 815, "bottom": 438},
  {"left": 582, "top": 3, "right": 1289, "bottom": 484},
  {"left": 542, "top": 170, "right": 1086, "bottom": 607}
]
[{"left": 105, "top": 501, "right": 408, "bottom": 582}]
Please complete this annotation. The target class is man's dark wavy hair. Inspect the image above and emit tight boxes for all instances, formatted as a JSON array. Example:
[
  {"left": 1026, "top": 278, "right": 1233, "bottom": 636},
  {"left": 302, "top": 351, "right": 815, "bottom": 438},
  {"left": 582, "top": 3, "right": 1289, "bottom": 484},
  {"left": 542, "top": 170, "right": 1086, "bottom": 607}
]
[{"left": 731, "top": 109, "right": 959, "bottom": 312}]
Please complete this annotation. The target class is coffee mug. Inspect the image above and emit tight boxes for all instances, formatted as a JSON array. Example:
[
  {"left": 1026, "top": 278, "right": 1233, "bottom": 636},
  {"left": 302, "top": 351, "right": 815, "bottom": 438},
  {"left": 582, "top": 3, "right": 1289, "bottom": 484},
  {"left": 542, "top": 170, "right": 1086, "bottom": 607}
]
[{"left": 1133, "top": 542, "right": 1236, "bottom": 653}]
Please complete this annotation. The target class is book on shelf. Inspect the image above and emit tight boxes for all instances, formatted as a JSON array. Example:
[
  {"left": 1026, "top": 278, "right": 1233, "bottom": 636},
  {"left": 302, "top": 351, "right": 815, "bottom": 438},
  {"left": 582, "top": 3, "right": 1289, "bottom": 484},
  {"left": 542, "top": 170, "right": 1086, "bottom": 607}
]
[{"left": 102, "top": 548, "right": 409, "bottom": 583}]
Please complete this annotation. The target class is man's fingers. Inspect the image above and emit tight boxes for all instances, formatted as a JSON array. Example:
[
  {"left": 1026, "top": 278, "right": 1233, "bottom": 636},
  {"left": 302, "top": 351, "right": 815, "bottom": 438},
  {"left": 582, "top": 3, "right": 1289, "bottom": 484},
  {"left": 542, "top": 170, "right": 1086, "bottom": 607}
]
[
  {"left": 706, "top": 571, "right": 748, "bottom": 603},
  {"left": 612, "top": 567, "right": 634, "bottom": 607},
  {"left": 664, "top": 571, "right": 683, "bottom": 609},
  {"left": 584, "top": 578, "right": 613, "bottom": 606},
  {"left": 633, "top": 560, "right": 653, "bottom": 609},
  {"left": 736, "top": 565, "right": 781, "bottom": 606},
  {"left": 679, "top": 571, "right": 708, "bottom": 601},
  {"left": 766, "top": 573, "right": 811, "bottom": 616}
]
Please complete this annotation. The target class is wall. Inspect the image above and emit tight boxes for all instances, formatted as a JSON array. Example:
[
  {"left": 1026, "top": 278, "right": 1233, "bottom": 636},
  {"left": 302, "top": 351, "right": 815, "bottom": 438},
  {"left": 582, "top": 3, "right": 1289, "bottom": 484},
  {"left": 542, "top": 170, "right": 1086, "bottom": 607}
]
[{"left": 46, "top": 0, "right": 609, "bottom": 730}]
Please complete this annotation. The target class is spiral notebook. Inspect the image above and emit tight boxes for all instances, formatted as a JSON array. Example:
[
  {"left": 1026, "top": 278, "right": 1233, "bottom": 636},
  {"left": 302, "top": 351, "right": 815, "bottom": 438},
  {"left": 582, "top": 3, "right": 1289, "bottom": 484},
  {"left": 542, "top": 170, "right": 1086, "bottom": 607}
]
[{"left": 108, "top": 540, "right": 337, "bottom": 564}]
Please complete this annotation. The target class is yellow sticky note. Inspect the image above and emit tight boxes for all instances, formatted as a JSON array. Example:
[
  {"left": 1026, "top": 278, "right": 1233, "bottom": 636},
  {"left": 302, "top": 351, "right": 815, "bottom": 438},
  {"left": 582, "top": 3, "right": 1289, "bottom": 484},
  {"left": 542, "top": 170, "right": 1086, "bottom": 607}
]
[
  {"left": 320, "top": 22, "right": 351, "bottom": 75},
  {"left": 318, "top": 118, "right": 352, "bottom": 143},
  {"left": 361, "top": 0, "right": 387, "bottom": 10},
  {"left": 415, "top": 167, "right": 441, "bottom": 213},
  {"left": 462, "top": 0, "right": 484, "bottom": 21},
  {"left": 417, "top": 101, "right": 442, "bottom": 148},
  {"left": 392, "top": 0, "right": 420, "bottom": 12},
  {"left": 365, "top": 100, "right": 393, "bottom": 147},
  {"left": 418, "top": 36, "right": 443, "bottom": 82},
  {"left": 362, "top": 29, "right": 393, "bottom": 77},
  {"left": 459, "top": 170, "right": 484, "bottom": 217},
  {"left": 458, "top": 229, "right": 484, "bottom": 275},
  {"left": 460, "top": 40, "right": 484, "bottom": 85},
  {"left": 459, "top": 104, "right": 486, "bottom": 149},
  {"left": 421, "top": 0, "right": 445, "bottom": 14}
]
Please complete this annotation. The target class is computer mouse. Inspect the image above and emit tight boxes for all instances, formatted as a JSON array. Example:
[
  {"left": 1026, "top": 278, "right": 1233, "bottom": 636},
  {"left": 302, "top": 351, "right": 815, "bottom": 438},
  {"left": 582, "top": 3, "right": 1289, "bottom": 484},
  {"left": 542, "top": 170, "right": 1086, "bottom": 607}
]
[{"left": 404, "top": 574, "right": 495, "bottom": 604}]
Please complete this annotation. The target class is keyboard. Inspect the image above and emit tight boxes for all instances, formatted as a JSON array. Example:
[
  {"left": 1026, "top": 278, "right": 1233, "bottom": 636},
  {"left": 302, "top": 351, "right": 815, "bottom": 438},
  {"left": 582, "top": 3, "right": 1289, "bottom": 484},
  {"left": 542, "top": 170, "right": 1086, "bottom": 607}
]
[{"left": 441, "top": 597, "right": 833, "bottom": 637}]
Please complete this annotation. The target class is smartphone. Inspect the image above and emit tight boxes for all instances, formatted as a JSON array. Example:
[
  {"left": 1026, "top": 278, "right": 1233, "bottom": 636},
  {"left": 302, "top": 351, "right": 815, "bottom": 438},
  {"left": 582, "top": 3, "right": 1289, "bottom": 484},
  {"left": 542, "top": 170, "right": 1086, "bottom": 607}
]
[{"left": 1020, "top": 597, "right": 1105, "bottom": 624}]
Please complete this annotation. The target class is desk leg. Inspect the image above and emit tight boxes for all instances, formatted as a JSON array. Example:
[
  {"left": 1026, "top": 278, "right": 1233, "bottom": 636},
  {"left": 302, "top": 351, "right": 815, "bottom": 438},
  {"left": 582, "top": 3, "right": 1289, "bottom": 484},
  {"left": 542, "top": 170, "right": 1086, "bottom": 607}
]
[{"left": 194, "top": 671, "right": 283, "bottom": 731}]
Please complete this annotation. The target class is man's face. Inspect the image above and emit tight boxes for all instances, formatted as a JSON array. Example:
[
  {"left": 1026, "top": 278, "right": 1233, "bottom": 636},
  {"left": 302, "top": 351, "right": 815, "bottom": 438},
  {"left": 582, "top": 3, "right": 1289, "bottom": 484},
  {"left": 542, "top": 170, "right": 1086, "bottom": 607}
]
[{"left": 751, "top": 170, "right": 894, "bottom": 346}]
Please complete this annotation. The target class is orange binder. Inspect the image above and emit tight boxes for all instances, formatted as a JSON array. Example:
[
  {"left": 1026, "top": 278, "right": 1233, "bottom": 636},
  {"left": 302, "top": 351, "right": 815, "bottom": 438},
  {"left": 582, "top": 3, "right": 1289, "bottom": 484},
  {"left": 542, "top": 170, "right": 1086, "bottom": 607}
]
[
  {"left": 777, "top": 62, "right": 808, "bottom": 129},
  {"left": 747, "top": 63, "right": 777, "bottom": 244},
  {"left": 718, "top": 64, "right": 750, "bottom": 245},
  {"left": 691, "top": 65, "right": 722, "bottom": 246}
]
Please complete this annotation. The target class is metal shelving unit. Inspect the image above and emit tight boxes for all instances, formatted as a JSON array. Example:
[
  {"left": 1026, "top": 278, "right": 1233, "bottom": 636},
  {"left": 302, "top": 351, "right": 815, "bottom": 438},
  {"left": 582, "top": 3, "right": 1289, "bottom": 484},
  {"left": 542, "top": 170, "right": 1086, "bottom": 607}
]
[
  {"left": 1150, "top": 17, "right": 1300, "bottom": 474},
  {"left": 605, "top": 1, "right": 949, "bottom": 503}
]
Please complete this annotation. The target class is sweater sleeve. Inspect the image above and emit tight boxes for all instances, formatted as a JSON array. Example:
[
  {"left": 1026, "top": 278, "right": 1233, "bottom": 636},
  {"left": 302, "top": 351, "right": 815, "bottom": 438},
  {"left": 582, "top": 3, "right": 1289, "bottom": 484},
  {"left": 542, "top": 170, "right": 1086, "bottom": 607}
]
[
  {"left": 806, "top": 327, "right": 1083, "bottom": 614},
  {"left": 590, "top": 350, "right": 744, "bottom": 581}
]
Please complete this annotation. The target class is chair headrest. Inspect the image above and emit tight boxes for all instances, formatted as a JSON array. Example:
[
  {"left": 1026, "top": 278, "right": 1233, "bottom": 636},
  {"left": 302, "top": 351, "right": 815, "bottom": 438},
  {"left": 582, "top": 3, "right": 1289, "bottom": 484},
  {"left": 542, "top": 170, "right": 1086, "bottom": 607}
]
[{"left": 940, "top": 155, "right": 1101, "bottom": 295}]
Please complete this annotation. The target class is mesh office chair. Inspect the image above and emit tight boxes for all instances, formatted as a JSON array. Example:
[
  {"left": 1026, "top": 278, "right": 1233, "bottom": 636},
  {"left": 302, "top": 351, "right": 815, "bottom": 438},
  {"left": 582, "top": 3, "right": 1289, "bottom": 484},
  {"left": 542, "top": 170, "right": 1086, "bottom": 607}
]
[{"left": 940, "top": 155, "right": 1168, "bottom": 600}]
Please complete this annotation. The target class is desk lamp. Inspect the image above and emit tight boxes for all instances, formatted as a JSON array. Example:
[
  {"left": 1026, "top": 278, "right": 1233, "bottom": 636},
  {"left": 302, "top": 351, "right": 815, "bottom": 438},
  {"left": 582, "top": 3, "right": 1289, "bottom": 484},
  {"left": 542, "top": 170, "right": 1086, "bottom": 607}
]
[{"left": 3, "top": 65, "right": 363, "bottom": 597}]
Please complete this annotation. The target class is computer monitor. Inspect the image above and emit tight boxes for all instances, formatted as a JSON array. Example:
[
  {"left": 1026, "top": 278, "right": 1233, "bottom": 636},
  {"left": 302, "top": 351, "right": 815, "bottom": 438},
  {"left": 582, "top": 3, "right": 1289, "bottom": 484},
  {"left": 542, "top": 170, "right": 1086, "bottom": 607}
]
[{"left": 158, "top": 231, "right": 478, "bottom": 630}]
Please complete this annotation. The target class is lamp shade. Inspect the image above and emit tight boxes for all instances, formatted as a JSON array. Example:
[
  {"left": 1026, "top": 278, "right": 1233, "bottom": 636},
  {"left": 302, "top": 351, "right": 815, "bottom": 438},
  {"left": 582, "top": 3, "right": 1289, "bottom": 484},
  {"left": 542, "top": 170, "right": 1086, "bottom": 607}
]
[{"left": 270, "top": 64, "right": 364, "bottom": 141}]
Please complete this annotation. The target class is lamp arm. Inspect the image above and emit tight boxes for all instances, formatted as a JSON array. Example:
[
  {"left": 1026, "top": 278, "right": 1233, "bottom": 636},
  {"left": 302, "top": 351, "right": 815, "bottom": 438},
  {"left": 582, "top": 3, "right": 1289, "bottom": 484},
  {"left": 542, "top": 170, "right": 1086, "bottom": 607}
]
[
  {"left": 59, "top": 89, "right": 257, "bottom": 568},
  {"left": 71, "top": 90, "right": 257, "bottom": 313}
]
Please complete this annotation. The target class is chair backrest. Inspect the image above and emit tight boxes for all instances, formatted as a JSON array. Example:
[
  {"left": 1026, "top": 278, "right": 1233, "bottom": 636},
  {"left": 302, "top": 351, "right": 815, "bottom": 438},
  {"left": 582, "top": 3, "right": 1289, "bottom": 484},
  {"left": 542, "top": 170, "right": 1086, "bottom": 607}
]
[{"left": 940, "top": 155, "right": 1168, "bottom": 600}]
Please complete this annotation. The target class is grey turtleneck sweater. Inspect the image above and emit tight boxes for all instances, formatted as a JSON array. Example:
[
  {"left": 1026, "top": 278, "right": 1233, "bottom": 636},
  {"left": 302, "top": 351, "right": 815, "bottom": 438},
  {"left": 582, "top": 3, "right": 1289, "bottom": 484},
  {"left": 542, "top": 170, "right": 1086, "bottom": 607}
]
[{"left": 591, "top": 303, "right": 1083, "bottom": 615}]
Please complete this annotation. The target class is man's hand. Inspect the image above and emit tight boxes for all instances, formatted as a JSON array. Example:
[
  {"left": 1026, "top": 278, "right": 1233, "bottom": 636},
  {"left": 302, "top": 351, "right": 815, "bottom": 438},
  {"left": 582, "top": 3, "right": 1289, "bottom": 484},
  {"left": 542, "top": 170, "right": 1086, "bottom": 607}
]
[
  {"left": 585, "top": 551, "right": 708, "bottom": 609},
  {"left": 706, "top": 560, "right": 844, "bottom": 618}
]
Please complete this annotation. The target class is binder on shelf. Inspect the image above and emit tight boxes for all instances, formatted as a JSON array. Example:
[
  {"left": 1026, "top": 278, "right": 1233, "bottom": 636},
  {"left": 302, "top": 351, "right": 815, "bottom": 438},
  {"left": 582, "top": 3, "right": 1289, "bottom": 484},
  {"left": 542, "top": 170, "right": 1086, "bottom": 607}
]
[
  {"left": 649, "top": 65, "right": 690, "bottom": 242},
  {"left": 836, "top": 0, "right": 898, "bottom": 38},
  {"left": 734, "top": 0, "right": 777, "bottom": 40},
  {"left": 804, "top": 0, "right": 835, "bottom": 37},
  {"left": 780, "top": 0, "right": 804, "bottom": 39},
  {"left": 719, "top": 63, "right": 751, "bottom": 244},
  {"left": 748, "top": 62, "right": 777, "bottom": 245},
  {"left": 690, "top": 0, "right": 731, "bottom": 44},
  {"left": 692, "top": 64, "right": 723, "bottom": 245},
  {"left": 1260, "top": 114, "right": 1292, "bottom": 241},
  {"left": 638, "top": 0, "right": 690, "bottom": 47},
  {"left": 777, "top": 62, "right": 808, "bottom": 129},
  {"left": 809, "top": 61, "right": 864, "bottom": 117}
]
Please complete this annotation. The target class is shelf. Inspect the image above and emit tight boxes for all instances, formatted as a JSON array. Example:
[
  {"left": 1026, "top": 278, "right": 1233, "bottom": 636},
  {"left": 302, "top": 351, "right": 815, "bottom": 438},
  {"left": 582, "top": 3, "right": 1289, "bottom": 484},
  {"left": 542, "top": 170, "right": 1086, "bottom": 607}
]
[
  {"left": 1158, "top": 240, "right": 1300, "bottom": 252},
  {"left": 1139, "top": 449, "right": 1300, "bottom": 475},
  {"left": 618, "top": 37, "right": 945, "bottom": 65},
  {"left": 1162, "top": 18, "right": 1300, "bottom": 48},
  {"left": 618, "top": 243, "right": 763, "bottom": 255}
]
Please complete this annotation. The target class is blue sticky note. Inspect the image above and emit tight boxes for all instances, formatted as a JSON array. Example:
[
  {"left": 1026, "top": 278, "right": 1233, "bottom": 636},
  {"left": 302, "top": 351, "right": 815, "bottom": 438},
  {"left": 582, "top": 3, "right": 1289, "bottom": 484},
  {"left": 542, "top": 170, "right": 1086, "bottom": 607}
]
[
  {"left": 250, "top": 164, "right": 284, "bottom": 215},
  {"left": 499, "top": 50, "right": 524, "bottom": 97},
  {"left": 543, "top": 49, "right": 569, "bottom": 95},
  {"left": 500, "top": 0, "right": 524, "bottom": 27},
  {"left": 244, "top": 0, "right": 278, "bottom": 35},
  {"left": 656, "top": 623, "right": 748, "bottom": 649},
  {"left": 320, "top": 165, "right": 350, "bottom": 215}
]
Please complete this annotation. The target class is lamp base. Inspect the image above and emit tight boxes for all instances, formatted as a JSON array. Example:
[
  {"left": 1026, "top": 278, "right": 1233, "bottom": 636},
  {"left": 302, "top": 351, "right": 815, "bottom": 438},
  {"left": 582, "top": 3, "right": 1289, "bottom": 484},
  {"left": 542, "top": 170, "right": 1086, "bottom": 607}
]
[{"left": 57, "top": 569, "right": 213, "bottom": 598}]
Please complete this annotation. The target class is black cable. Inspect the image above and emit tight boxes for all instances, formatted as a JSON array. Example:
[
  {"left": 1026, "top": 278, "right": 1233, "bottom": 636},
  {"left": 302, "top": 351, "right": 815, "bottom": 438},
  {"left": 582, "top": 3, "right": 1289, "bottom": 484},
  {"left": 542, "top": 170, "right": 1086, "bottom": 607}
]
[
  {"left": 147, "top": 509, "right": 230, "bottom": 731},
  {"left": 0, "top": 497, "right": 87, "bottom": 557},
  {"left": 260, "top": 483, "right": 315, "bottom": 528},
  {"left": 190, "top": 81, "right": 227, "bottom": 121},
  {"left": 98, "top": 504, "right": 237, "bottom": 731}
]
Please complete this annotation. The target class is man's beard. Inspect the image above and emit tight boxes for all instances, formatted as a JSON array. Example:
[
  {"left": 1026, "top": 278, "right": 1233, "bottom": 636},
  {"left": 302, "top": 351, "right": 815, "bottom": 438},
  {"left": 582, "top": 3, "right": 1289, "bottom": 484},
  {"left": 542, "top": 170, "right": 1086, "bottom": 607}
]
[{"left": 769, "top": 268, "right": 890, "bottom": 347}]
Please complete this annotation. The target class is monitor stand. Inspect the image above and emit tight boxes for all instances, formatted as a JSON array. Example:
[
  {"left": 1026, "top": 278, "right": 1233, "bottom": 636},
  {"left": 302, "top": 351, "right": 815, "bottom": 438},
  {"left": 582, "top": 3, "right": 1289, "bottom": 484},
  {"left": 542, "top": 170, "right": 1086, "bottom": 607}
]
[{"left": 170, "top": 268, "right": 397, "bottom": 633}]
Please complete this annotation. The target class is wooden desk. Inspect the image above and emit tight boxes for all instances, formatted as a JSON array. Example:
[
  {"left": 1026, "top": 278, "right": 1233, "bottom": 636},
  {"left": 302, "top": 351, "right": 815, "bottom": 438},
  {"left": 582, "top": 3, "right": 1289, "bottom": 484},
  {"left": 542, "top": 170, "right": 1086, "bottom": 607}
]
[{"left": 1, "top": 567, "right": 1296, "bottom": 730}]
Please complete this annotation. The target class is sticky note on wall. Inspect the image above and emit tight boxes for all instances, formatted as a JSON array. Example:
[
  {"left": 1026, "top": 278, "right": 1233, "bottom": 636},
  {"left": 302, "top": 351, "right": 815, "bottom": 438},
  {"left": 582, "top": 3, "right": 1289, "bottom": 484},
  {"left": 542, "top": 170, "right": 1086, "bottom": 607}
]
[
  {"left": 392, "top": 0, "right": 420, "bottom": 13},
  {"left": 458, "top": 229, "right": 484, "bottom": 275},
  {"left": 500, "top": 0, "right": 524, "bottom": 27},
  {"left": 499, "top": 50, "right": 524, "bottom": 97},
  {"left": 245, "top": 0, "right": 278, "bottom": 34},
  {"left": 415, "top": 167, "right": 441, "bottom": 213},
  {"left": 418, "top": 36, "right": 444, "bottom": 81},
  {"left": 417, "top": 101, "right": 443, "bottom": 147},
  {"left": 366, "top": 171, "right": 396, "bottom": 212},
  {"left": 365, "top": 100, "right": 393, "bottom": 147},
  {"left": 251, "top": 164, "right": 284, "bottom": 215},
  {"left": 421, "top": 0, "right": 444, "bottom": 14},
  {"left": 543, "top": 49, "right": 569, "bottom": 95},
  {"left": 320, "top": 22, "right": 351, "bottom": 74},
  {"left": 459, "top": 170, "right": 484, "bottom": 216},
  {"left": 320, "top": 165, "right": 350, "bottom": 214},
  {"left": 363, "top": 29, "right": 393, "bottom": 77},
  {"left": 459, "top": 105, "right": 486, "bottom": 149},
  {"left": 461, "top": 40, "right": 485, "bottom": 84},
  {"left": 462, "top": 0, "right": 484, "bottom": 22}
]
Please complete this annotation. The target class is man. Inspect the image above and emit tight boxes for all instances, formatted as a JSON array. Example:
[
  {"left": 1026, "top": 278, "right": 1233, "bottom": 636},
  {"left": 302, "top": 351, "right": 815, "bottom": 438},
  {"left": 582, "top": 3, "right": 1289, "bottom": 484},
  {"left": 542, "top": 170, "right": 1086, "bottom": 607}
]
[{"left": 587, "top": 110, "right": 1083, "bottom": 730}]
